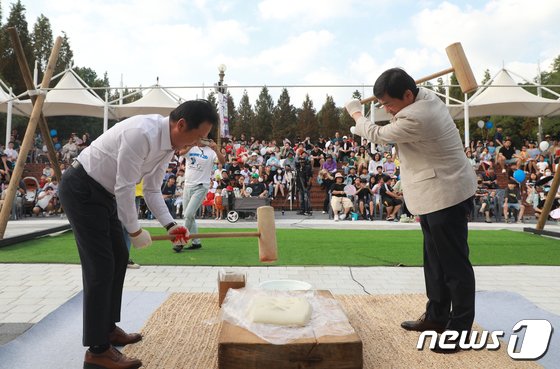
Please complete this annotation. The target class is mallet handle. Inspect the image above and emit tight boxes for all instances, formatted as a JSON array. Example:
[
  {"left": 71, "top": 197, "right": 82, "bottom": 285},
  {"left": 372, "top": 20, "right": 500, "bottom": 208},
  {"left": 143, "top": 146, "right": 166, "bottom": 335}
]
[
  {"left": 152, "top": 232, "right": 260, "bottom": 241},
  {"left": 360, "top": 67, "right": 454, "bottom": 105}
]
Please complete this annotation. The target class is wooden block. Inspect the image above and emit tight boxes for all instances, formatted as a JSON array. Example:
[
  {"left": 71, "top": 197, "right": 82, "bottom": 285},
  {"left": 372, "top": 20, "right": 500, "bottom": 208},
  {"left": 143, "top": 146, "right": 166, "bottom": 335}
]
[
  {"left": 218, "top": 273, "right": 246, "bottom": 307},
  {"left": 218, "top": 291, "right": 363, "bottom": 369}
]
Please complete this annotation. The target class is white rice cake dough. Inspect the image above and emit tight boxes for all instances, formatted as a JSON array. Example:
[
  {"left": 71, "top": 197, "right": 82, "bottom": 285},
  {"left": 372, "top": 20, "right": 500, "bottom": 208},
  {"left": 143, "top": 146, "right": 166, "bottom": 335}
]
[{"left": 249, "top": 296, "right": 312, "bottom": 326}]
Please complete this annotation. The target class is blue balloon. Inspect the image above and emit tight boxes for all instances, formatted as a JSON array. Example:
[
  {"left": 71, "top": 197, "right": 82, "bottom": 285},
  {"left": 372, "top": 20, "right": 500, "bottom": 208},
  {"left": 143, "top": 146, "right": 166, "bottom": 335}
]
[
  {"left": 485, "top": 121, "right": 493, "bottom": 129},
  {"left": 513, "top": 169, "right": 525, "bottom": 183},
  {"left": 50, "top": 129, "right": 57, "bottom": 137}
]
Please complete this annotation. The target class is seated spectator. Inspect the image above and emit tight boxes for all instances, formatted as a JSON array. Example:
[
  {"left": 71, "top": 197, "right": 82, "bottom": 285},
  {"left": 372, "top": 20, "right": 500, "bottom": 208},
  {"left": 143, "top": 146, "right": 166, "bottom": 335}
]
[
  {"left": 309, "top": 145, "right": 325, "bottom": 168},
  {"left": 272, "top": 169, "right": 286, "bottom": 199},
  {"left": 322, "top": 155, "right": 337, "bottom": 174},
  {"left": 503, "top": 180, "right": 525, "bottom": 223},
  {"left": 246, "top": 152, "right": 263, "bottom": 167},
  {"left": 380, "top": 176, "right": 402, "bottom": 221},
  {"left": 345, "top": 167, "right": 358, "bottom": 185},
  {"left": 266, "top": 152, "right": 280, "bottom": 173},
  {"left": 317, "top": 169, "right": 334, "bottom": 214},
  {"left": 355, "top": 146, "right": 371, "bottom": 174},
  {"left": 358, "top": 167, "right": 370, "bottom": 184},
  {"left": 478, "top": 148, "right": 493, "bottom": 171},
  {"left": 284, "top": 165, "right": 295, "bottom": 199},
  {"left": 33, "top": 185, "right": 55, "bottom": 216},
  {"left": 201, "top": 189, "right": 215, "bottom": 218},
  {"left": 368, "top": 152, "right": 384, "bottom": 175},
  {"left": 479, "top": 190, "right": 497, "bottom": 223},
  {"left": 330, "top": 172, "right": 353, "bottom": 221},
  {"left": 382, "top": 155, "right": 396, "bottom": 176},
  {"left": 161, "top": 176, "right": 177, "bottom": 215},
  {"left": 466, "top": 149, "right": 477, "bottom": 169},
  {"left": 43, "top": 163, "right": 53, "bottom": 177},
  {"left": 4, "top": 141, "right": 18, "bottom": 162},
  {"left": 535, "top": 154, "right": 549, "bottom": 174},
  {"left": 497, "top": 139, "right": 516, "bottom": 172},
  {"left": 246, "top": 173, "right": 268, "bottom": 198},
  {"left": 482, "top": 167, "right": 499, "bottom": 189},
  {"left": 337, "top": 136, "right": 352, "bottom": 162},
  {"left": 62, "top": 137, "right": 79, "bottom": 163},
  {"left": 283, "top": 151, "right": 296, "bottom": 169},
  {"left": 514, "top": 145, "right": 530, "bottom": 171}
]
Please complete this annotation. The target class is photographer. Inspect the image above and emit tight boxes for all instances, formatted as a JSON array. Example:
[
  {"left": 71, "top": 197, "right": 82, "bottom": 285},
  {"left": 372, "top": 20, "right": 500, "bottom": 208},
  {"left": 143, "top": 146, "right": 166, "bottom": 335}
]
[{"left": 295, "top": 152, "right": 313, "bottom": 216}]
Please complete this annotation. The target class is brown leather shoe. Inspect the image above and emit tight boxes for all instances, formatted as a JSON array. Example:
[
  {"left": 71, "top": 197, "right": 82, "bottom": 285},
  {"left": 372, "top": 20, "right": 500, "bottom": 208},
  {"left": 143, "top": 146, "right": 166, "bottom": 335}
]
[
  {"left": 84, "top": 346, "right": 142, "bottom": 369},
  {"left": 109, "top": 326, "right": 142, "bottom": 346},
  {"left": 401, "top": 313, "right": 446, "bottom": 333}
]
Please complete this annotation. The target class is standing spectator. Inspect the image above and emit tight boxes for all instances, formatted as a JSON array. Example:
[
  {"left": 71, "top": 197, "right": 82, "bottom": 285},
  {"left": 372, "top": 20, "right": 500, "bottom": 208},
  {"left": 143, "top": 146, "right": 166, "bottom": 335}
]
[
  {"left": 295, "top": 154, "right": 313, "bottom": 215},
  {"left": 317, "top": 169, "right": 334, "bottom": 214},
  {"left": 180, "top": 139, "right": 226, "bottom": 252}
]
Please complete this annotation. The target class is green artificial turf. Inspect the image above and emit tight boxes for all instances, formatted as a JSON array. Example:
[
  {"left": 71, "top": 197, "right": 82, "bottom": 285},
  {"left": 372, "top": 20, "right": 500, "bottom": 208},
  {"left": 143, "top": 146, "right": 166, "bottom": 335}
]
[{"left": 0, "top": 228, "right": 558, "bottom": 266}]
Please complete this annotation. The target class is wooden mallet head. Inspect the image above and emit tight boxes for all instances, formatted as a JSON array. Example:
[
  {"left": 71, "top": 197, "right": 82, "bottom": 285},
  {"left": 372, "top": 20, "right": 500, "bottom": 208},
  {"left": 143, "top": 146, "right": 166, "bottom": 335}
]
[
  {"left": 361, "top": 42, "right": 477, "bottom": 104},
  {"left": 256, "top": 206, "right": 277, "bottom": 263}
]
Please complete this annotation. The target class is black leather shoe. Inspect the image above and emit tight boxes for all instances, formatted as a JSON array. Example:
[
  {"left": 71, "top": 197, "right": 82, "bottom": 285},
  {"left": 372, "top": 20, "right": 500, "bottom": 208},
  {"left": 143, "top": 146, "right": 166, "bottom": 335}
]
[
  {"left": 431, "top": 332, "right": 464, "bottom": 354},
  {"left": 401, "top": 313, "right": 446, "bottom": 333}
]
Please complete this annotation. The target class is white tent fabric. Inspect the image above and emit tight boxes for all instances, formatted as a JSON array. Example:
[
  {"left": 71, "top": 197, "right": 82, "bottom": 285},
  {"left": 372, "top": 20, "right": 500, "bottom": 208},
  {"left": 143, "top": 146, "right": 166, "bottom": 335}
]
[
  {"left": 41, "top": 70, "right": 111, "bottom": 118},
  {"left": 451, "top": 69, "right": 560, "bottom": 119},
  {"left": 0, "top": 84, "right": 31, "bottom": 116},
  {"left": 111, "top": 87, "right": 181, "bottom": 119}
]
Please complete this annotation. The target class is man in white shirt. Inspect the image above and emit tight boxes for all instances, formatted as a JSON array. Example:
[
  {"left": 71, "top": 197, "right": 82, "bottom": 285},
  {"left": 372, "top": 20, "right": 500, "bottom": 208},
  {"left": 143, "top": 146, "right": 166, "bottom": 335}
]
[
  {"left": 177, "top": 139, "right": 226, "bottom": 252},
  {"left": 58, "top": 100, "right": 217, "bottom": 369}
]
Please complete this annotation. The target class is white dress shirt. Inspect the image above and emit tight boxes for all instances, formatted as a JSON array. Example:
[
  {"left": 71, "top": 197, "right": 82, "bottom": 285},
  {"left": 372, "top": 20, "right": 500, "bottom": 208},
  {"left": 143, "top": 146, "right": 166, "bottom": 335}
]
[{"left": 77, "top": 114, "right": 175, "bottom": 233}]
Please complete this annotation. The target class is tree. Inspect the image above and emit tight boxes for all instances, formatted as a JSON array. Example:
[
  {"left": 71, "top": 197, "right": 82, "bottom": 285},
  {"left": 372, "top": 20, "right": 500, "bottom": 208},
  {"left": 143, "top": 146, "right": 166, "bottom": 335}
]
[
  {"left": 317, "top": 95, "right": 339, "bottom": 138},
  {"left": 225, "top": 91, "right": 237, "bottom": 141},
  {"left": 31, "top": 14, "right": 53, "bottom": 81},
  {"left": 235, "top": 90, "right": 254, "bottom": 139},
  {"left": 253, "top": 86, "right": 274, "bottom": 140},
  {"left": 0, "top": 0, "right": 34, "bottom": 94},
  {"left": 54, "top": 31, "right": 74, "bottom": 75},
  {"left": 339, "top": 91, "right": 359, "bottom": 135},
  {"left": 296, "top": 94, "right": 318, "bottom": 140},
  {"left": 272, "top": 88, "right": 297, "bottom": 141},
  {"left": 540, "top": 55, "right": 560, "bottom": 137},
  {"left": 481, "top": 68, "right": 491, "bottom": 85}
]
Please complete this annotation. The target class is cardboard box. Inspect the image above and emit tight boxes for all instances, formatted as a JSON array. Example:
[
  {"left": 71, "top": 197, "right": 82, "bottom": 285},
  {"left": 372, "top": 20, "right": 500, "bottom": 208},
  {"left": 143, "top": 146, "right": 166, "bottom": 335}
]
[{"left": 218, "top": 290, "right": 363, "bottom": 369}]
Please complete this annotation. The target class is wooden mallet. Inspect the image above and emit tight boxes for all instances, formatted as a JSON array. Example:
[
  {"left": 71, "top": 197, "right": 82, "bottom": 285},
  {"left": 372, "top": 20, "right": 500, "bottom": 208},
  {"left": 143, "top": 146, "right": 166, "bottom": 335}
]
[
  {"left": 151, "top": 206, "right": 278, "bottom": 263},
  {"left": 360, "top": 42, "right": 478, "bottom": 104}
]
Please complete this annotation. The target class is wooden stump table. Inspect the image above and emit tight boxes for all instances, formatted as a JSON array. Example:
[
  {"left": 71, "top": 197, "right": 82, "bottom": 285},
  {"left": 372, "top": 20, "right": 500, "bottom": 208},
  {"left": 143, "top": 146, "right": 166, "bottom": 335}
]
[{"left": 218, "top": 291, "right": 363, "bottom": 369}]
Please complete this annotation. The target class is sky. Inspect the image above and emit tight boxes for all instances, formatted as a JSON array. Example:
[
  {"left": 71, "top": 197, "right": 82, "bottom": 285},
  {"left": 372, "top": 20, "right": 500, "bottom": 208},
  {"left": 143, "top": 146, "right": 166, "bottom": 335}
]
[{"left": 3, "top": 0, "right": 560, "bottom": 107}]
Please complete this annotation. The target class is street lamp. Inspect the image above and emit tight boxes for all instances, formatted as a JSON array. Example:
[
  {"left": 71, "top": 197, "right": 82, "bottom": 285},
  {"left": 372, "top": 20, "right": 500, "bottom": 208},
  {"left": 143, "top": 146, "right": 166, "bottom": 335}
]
[{"left": 215, "top": 64, "right": 227, "bottom": 147}]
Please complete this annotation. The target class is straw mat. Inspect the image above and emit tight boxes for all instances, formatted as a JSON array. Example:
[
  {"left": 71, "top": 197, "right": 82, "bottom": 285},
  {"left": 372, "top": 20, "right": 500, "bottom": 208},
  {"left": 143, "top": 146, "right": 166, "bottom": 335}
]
[{"left": 123, "top": 293, "right": 540, "bottom": 369}]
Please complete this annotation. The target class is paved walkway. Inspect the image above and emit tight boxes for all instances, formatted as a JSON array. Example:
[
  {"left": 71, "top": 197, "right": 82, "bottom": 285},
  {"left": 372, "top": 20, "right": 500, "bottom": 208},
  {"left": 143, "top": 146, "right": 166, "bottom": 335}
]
[
  {"left": 1, "top": 215, "right": 559, "bottom": 325},
  {"left": 1, "top": 264, "right": 559, "bottom": 325}
]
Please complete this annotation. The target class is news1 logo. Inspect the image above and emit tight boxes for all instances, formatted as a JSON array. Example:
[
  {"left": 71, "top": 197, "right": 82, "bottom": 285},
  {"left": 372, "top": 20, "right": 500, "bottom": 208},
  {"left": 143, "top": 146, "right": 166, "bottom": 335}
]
[{"left": 417, "top": 319, "right": 553, "bottom": 360}]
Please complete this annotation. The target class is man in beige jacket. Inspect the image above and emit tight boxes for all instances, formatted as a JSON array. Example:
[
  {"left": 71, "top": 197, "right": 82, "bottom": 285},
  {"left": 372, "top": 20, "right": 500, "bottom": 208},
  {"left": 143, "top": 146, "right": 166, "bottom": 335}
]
[{"left": 346, "top": 68, "right": 477, "bottom": 353}]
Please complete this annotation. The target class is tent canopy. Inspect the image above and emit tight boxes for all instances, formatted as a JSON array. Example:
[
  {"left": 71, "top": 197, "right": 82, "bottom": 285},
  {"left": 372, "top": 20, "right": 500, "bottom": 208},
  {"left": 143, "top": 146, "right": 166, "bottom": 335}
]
[
  {"left": 41, "top": 70, "right": 112, "bottom": 119},
  {"left": 112, "top": 87, "right": 182, "bottom": 119},
  {"left": 451, "top": 69, "right": 560, "bottom": 119}
]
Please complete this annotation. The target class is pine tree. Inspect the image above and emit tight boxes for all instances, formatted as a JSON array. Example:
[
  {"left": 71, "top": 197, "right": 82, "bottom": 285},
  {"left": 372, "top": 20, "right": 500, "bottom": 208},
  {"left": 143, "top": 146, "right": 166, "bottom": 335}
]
[
  {"left": 481, "top": 69, "right": 491, "bottom": 85},
  {"left": 253, "top": 86, "right": 274, "bottom": 140},
  {"left": 272, "top": 88, "right": 297, "bottom": 142},
  {"left": 54, "top": 31, "right": 74, "bottom": 75},
  {"left": 296, "top": 94, "right": 318, "bottom": 141},
  {"left": 235, "top": 90, "right": 254, "bottom": 139},
  {"left": 31, "top": 14, "right": 53, "bottom": 81},
  {"left": 0, "top": 0, "right": 34, "bottom": 94},
  {"left": 317, "top": 95, "right": 339, "bottom": 138},
  {"left": 225, "top": 91, "right": 237, "bottom": 140}
]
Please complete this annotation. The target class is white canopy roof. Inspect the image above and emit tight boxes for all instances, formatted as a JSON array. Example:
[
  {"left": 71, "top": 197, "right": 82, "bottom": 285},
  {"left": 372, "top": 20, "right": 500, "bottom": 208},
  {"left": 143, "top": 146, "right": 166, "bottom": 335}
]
[
  {"left": 40, "top": 70, "right": 112, "bottom": 118},
  {"left": 112, "top": 87, "right": 182, "bottom": 119},
  {"left": 451, "top": 69, "right": 560, "bottom": 119},
  {"left": 0, "top": 83, "right": 32, "bottom": 116}
]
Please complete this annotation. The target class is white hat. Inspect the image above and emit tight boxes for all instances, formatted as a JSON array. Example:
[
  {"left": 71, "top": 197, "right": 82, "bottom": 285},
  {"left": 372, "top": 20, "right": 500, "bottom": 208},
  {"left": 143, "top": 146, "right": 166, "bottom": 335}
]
[
  {"left": 343, "top": 136, "right": 348, "bottom": 139},
  {"left": 335, "top": 173, "right": 344, "bottom": 179},
  {"left": 251, "top": 152, "right": 258, "bottom": 156}
]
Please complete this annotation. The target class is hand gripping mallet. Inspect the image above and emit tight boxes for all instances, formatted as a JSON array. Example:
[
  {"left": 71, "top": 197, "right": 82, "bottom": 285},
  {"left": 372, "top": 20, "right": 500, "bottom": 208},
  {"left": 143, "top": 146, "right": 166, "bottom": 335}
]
[
  {"left": 360, "top": 42, "right": 478, "bottom": 104},
  {"left": 151, "top": 206, "right": 278, "bottom": 263}
]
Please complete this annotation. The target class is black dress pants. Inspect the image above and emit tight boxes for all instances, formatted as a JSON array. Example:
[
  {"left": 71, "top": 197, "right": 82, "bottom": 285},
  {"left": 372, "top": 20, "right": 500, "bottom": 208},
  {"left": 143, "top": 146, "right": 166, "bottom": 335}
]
[
  {"left": 58, "top": 164, "right": 128, "bottom": 346},
  {"left": 419, "top": 197, "right": 475, "bottom": 332}
]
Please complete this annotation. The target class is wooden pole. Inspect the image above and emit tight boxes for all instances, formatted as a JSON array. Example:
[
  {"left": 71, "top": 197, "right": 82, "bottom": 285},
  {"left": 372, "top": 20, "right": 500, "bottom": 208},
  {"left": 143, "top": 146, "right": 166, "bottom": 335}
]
[
  {"left": 7, "top": 27, "right": 63, "bottom": 182},
  {"left": 0, "top": 36, "right": 62, "bottom": 239},
  {"left": 536, "top": 167, "right": 560, "bottom": 231}
]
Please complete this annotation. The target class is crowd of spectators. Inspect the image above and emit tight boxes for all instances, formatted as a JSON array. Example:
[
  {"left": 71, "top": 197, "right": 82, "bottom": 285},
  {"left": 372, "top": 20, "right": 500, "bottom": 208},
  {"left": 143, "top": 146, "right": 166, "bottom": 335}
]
[{"left": 2, "top": 126, "right": 559, "bottom": 224}]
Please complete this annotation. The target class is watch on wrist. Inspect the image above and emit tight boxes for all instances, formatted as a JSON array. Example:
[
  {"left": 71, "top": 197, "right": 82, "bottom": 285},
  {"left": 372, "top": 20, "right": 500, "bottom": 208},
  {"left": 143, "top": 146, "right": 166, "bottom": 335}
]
[{"left": 165, "top": 222, "right": 177, "bottom": 231}]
